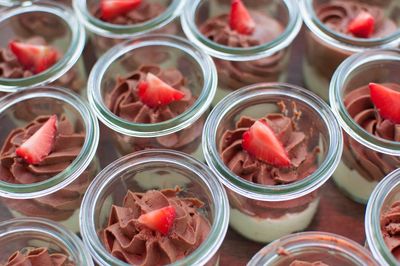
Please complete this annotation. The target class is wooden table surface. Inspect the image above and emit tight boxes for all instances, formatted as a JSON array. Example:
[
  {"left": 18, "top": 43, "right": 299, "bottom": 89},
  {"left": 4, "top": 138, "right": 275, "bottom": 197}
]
[{"left": 0, "top": 27, "right": 366, "bottom": 266}]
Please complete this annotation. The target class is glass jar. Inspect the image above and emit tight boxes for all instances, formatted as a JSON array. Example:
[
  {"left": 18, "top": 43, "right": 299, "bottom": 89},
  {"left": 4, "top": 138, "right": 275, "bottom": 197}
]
[
  {"left": 366, "top": 168, "right": 400, "bottom": 266},
  {"left": 73, "top": 0, "right": 185, "bottom": 57},
  {"left": 248, "top": 231, "right": 379, "bottom": 265},
  {"left": 80, "top": 149, "right": 229, "bottom": 266},
  {"left": 0, "top": 217, "right": 94, "bottom": 265},
  {"left": 181, "top": 0, "right": 302, "bottom": 105},
  {"left": 330, "top": 49, "right": 400, "bottom": 204},
  {"left": 299, "top": 0, "right": 400, "bottom": 101},
  {"left": 203, "top": 82, "right": 343, "bottom": 243},
  {"left": 87, "top": 34, "right": 217, "bottom": 161},
  {"left": 0, "top": 86, "right": 99, "bottom": 233},
  {"left": 0, "top": 0, "right": 86, "bottom": 95}
]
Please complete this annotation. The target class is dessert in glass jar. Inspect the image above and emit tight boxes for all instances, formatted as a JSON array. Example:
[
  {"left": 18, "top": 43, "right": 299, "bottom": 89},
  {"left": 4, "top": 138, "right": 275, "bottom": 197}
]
[
  {"left": 0, "top": 0, "right": 86, "bottom": 96},
  {"left": 181, "top": 0, "right": 302, "bottom": 105},
  {"left": 366, "top": 168, "right": 400, "bottom": 265},
  {"left": 330, "top": 49, "right": 400, "bottom": 204},
  {"left": 87, "top": 34, "right": 217, "bottom": 161},
  {"left": 80, "top": 149, "right": 229, "bottom": 266},
  {"left": 203, "top": 82, "right": 342, "bottom": 242},
  {"left": 248, "top": 231, "right": 378, "bottom": 266},
  {"left": 0, "top": 217, "right": 94, "bottom": 265},
  {"left": 299, "top": 0, "right": 400, "bottom": 101},
  {"left": 73, "top": 0, "right": 185, "bottom": 56},
  {"left": 0, "top": 86, "right": 99, "bottom": 233}
]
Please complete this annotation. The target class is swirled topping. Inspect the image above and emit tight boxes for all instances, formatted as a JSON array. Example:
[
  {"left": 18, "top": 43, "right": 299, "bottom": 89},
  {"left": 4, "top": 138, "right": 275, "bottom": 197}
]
[
  {"left": 343, "top": 84, "right": 400, "bottom": 181},
  {"left": 101, "top": 187, "right": 211, "bottom": 266},
  {"left": 220, "top": 104, "right": 319, "bottom": 185},
  {"left": 316, "top": 0, "right": 397, "bottom": 38},
  {"left": 2, "top": 247, "right": 74, "bottom": 266},
  {"left": 290, "top": 260, "right": 329, "bottom": 266},
  {"left": 381, "top": 201, "right": 400, "bottom": 261}
]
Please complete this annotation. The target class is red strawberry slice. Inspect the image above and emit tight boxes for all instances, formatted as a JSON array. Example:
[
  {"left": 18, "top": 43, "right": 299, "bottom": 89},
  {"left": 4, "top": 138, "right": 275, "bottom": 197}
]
[
  {"left": 242, "top": 119, "right": 291, "bottom": 167},
  {"left": 9, "top": 41, "right": 59, "bottom": 74},
  {"left": 348, "top": 11, "right": 375, "bottom": 38},
  {"left": 229, "top": 0, "right": 255, "bottom": 35},
  {"left": 137, "top": 73, "right": 185, "bottom": 108},
  {"left": 16, "top": 115, "right": 58, "bottom": 164},
  {"left": 369, "top": 83, "right": 400, "bottom": 124},
  {"left": 138, "top": 206, "right": 176, "bottom": 235},
  {"left": 100, "top": 0, "right": 142, "bottom": 21}
]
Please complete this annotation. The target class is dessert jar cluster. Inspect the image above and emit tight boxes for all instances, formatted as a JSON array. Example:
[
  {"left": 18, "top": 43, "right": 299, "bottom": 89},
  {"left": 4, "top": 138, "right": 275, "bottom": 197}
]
[
  {"left": 203, "top": 83, "right": 343, "bottom": 243},
  {"left": 80, "top": 150, "right": 229, "bottom": 266},
  {"left": 73, "top": 0, "right": 185, "bottom": 56},
  {"left": 248, "top": 231, "right": 379, "bottom": 265},
  {"left": 0, "top": 1, "right": 87, "bottom": 96},
  {"left": 181, "top": 0, "right": 302, "bottom": 105},
  {"left": 330, "top": 49, "right": 400, "bottom": 204},
  {"left": 0, "top": 218, "right": 94, "bottom": 265},
  {"left": 366, "top": 168, "right": 400, "bottom": 265},
  {"left": 300, "top": 0, "right": 400, "bottom": 101},
  {"left": 88, "top": 34, "right": 217, "bottom": 161},
  {"left": 0, "top": 86, "right": 99, "bottom": 234}
]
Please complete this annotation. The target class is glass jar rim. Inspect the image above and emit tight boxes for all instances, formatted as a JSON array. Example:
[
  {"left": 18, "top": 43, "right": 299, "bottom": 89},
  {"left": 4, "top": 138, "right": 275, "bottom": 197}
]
[
  {"left": 87, "top": 34, "right": 217, "bottom": 138},
  {"left": 365, "top": 168, "right": 400, "bottom": 265},
  {"left": 73, "top": 0, "right": 185, "bottom": 38},
  {"left": 0, "top": 86, "right": 99, "bottom": 199},
  {"left": 329, "top": 48, "right": 400, "bottom": 156},
  {"left": 203, "top": 82, "right": 343, "bottom": 201},
  {"left": 0, "top": 217, "right": 94, "bottom": 265},
  {"left": 0, "top": 0, "right": 86, "bottom": 92},
  {"left": 180, "top": 0, "right": 302, "bottom": 61},
  {"left": 248, "top": 231, "right": 379, "bottom": 265},
  {"left": 79, "top": 149, "right": 229, "bottom": 266},
  {"left": 299, "top": 0, "right": 400, "bottom": 53}
]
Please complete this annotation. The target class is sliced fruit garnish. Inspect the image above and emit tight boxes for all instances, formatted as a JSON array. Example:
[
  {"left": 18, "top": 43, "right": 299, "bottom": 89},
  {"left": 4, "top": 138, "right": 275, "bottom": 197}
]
[
  {"left": 9, "top": 41, "right": 59, "bottom": 74},
  {"left": 137, "top": 73, "right": 185, "bottom": 108},
  {"left": 369, "top": 83, "right": 400, "bottom": 124},
  {"left": 229, "top": 0, "right": 255, "bottom": 35},
  {"left": 347, "top": 11, "right": 375, "bottom": 38},
  {"left": 100, "top": 0, "right": 142, "bottom": 21},
  {"left": 138, "top": 206, "right": 176, "bottom": 235},
  {"left": 16, "top": 115, "right": 58, "bottom": 164},
  {"left": 242, "top": 119, "right": 291, "bottom": 167}
]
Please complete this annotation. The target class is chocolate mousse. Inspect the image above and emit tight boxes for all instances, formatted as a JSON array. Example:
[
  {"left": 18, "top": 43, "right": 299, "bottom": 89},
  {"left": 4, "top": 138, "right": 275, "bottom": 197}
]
[
  {"left": 94, "top": 0, "right": 165, "bottom": 25},
  {"left": 199, "top": 0, "right": 287, "bottom": 90},
  {"left": 290, "top": 261, "right": 329, "bottom": 266},
  {"left": 1, "top": 247, "right": 74, "bottom": 266},
  {"left": 342, "top": 83, "right": 400, "bottom": 182},
  {"left": 380, "top": 201, "right": 400, "bottom": 261},
  {"left": 101, "top": 187, "right": 211, "bottom": 266}
]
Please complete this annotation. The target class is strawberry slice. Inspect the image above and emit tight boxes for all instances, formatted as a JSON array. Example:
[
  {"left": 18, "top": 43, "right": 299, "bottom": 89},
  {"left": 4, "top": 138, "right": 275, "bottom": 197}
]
[
  {"left": 348, "top": 11, "right": 375, "bottom": 38},
  {"left": 242, "top": 120, "right": 291, "bottom": 167},
  {"left": 16, "top": 115, "right": 58, "bottom": 164},
  {"left": 229, "top": 0, "right": 255, "bottom": 35},
  {"left": 100, "top": 0, "right": 142, "bottom": 21},
  {"left": 138, "top": 206, "right": 176, "bottom": 235},
  {"left": 137, "top": 73, "right": 185, "bottom": 108},
  {"left": 369, "top": 83, "right": 400, "bottom": 124},
  {"left": 9, "top": 41, "right": 59, "bottom": 74}
]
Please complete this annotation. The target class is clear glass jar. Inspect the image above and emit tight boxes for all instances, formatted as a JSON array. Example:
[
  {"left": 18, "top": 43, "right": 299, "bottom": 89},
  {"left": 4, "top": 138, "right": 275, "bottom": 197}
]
[
  {"left": 330, "top": 49, "right": 400, "bottom": 204},
  {"left": 299, "top": 0, "right": 400, "bottom": 101},
  {"left": 181, "top": 0, "right": 302, "bottom": 105},
  {"left": 203, "top": 83, "right": 343, "bottom": 243},
  {"left": 87, "top": 34, "right": 217, "bottom": 161},
  {"left": 0, "top": 217, "right": 94, "bottom": 265},
  {"left": 0, "top": 0, "right": 86, "bottom": 95},
  {"left": 80, "top": 149, "right": 229, "bottom": 266},
  {"left": 248, "top": 231, "right": 379, "bottom": 265},
  {"left": 73, "top": 0, "right": 185, "bottom": 56},
  {"left": 366, "top": 168, "right": 400, "bottom": 266},
  {"left": 0, "top": 86, "right": 99, "bottom": 233}
]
